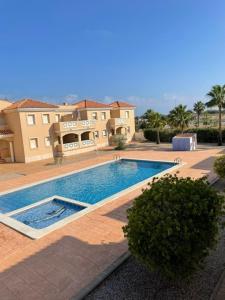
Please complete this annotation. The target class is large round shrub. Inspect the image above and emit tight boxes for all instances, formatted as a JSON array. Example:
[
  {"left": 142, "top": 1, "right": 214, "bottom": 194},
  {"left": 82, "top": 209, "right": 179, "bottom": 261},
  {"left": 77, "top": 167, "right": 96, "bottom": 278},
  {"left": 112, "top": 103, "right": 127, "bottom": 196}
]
[
  {"left": 123, "top": 174, "right": 224, "bottom": 279},
  {"left": 214, "top": 155, "right": 225, "bottom": 178}
]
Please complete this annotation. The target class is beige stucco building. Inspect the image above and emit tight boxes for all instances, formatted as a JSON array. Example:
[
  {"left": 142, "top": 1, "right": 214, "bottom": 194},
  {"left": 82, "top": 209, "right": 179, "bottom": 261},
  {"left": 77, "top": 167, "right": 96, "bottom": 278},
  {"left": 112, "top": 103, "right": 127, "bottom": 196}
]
[{"left": 0, "top": 98, "right": 135, "bottom": 163}]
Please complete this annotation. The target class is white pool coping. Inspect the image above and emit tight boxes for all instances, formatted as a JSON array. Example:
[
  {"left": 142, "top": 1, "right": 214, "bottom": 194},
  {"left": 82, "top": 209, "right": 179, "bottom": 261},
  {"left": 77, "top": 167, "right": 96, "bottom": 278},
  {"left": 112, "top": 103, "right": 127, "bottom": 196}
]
[{"left": 0, "top": 157, "right": 184, "bottom": 239}]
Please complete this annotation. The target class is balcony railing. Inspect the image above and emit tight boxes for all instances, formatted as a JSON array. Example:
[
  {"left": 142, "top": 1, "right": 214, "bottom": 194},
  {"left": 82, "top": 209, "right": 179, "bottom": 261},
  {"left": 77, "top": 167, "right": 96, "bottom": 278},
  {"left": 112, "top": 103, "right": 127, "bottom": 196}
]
[
  {"left": 109, "top": 118, "right": 127, "bottom": 128},
  {"left": 80, "top": 139, "right": 95, "bottom": 147},
  {"left": 54, "top": 120, "right": 96, "bottom": 133},
  {"left": 56, "top": 140, "right": 95, "bottom": 152}
]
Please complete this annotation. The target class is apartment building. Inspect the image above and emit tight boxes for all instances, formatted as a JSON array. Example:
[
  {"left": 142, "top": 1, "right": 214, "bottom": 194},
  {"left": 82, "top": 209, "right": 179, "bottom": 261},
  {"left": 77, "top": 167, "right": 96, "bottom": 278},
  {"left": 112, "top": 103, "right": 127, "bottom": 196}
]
[{"left": 0, "top": 98, "right": 135, "bottom": 163}]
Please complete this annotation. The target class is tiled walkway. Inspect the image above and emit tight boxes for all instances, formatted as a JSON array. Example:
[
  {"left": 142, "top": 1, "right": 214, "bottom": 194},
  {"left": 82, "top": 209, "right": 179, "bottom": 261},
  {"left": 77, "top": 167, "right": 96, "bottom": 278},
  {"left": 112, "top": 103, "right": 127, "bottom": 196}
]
[{"left": 0, "top": 143, "right": 223, "bottom": 300}]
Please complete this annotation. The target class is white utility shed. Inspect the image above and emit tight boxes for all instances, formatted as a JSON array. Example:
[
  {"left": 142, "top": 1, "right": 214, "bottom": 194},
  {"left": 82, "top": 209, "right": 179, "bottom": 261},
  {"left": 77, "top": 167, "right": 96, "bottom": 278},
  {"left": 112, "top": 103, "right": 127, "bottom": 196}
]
[{"left": 172, "top": 133, "right": 197, "bottom": 151}]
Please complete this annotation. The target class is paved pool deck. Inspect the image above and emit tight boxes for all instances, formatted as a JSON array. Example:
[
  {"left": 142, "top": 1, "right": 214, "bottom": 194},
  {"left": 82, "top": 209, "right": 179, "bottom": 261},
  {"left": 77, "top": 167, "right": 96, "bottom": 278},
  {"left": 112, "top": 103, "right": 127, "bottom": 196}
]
[{"left": 0, "top": 143, "right": 224, "bottom": 300}]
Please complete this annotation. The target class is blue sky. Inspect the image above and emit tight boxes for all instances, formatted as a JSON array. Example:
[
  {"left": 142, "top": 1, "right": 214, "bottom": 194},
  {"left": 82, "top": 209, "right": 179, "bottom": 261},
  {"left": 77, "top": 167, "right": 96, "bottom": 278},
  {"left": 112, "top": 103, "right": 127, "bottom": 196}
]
[{"left": 0, "top": 0, "right": 225, "bottom": 115}]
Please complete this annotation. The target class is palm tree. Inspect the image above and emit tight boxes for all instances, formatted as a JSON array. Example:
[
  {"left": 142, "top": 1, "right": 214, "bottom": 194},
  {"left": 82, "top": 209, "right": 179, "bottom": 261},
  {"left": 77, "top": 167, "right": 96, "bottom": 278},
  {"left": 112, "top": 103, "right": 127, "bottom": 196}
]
[
  {"left": 142, "top": 109, "right": 154, "bottom": 120},
  {"left": 206, "top": 85, "right": 225, "bottom": 146},
  {"left": 193, "top": 101, "right": 205, "bottom": 127},
  {"left": 148, "top": 111, "right": 166, "bottom": 144},
  {"left": 168, "top": 104, "right": 193, "bottom": 133}
]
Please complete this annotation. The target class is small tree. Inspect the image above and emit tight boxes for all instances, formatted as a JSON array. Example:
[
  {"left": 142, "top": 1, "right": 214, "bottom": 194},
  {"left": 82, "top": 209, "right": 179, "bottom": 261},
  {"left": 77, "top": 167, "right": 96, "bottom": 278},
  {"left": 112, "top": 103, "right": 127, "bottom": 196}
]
[
  {"left": 113, "top": 134, "right": 127, "bottom": 150},
  {"left": 193, "top": 101, "right": 205, "bottom": 127},
  {"left": 147, "top": 111, "right": 167, "bottom": 144},
  {"left": 214, "top": 155, "right": 225, "bottom": 178},
  {"left": 123, "top": 174, "right": 224, "bottom": 279}
]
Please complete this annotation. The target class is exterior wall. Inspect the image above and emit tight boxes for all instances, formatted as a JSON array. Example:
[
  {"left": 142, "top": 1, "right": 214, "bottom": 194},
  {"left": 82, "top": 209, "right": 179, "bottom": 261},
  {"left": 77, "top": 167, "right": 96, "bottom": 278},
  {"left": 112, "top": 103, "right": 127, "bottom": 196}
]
[
  {"left": 3, "top": 104, "right": 135, "bottom": 163},
  {"left": 79, "top": 110, "right": 88, "bottom": 120},
  {"left": 110, "top": 109, "right": 120, "bottom": 118},
  {"left": 0, "top": 140, "right": 10, "bottom": 160},
  {"left": 110, "top": 108, "right": 135, "bottom": 142},
  {"left": 17, "top": 111, "right": 57, "bottom": 163},
  {"left": 0, "top": 100, "right": 12, "bottom": 128},
  {"left": 0, "top": 100, "right": 12, "bottom": 111},
  {"left": 4, "top": 111, "right": 25, "bottom": 162},
  {"left": 85, "top": 109, "right": 111, "bottom": 147},
  {"left": 0, "top": 113, "right": 7, "bottom": 126},
  {"left": 7, "top": 110, "right": 74, "bottom": 162},
  {"left": 119, "top": 109, "right": 135, "bottom": 142}
]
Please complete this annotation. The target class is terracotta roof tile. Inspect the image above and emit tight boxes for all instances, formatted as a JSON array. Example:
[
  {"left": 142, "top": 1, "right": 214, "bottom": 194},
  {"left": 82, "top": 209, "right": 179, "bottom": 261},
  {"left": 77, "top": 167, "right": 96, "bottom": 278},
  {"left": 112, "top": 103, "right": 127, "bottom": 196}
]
[
  {"left": 0, "top": 129, "right": 13, "bottom": 135},
  {"left": 4, "top": 99, "right": 58, "bottom": 110},
  {"left": 74, "top": 100, "right": 111, "bottom": 109},
  {"left": 110, "top": 101, "right": 135, "bottom": 108}
]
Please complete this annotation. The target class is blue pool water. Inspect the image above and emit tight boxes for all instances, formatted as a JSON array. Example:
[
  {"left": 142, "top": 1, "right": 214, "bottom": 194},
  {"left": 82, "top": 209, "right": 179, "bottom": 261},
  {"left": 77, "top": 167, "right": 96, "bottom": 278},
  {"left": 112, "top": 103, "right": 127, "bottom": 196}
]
[
  {"left": 0, "top": 159, "right": 175, "bottom": 213},
  {"left": 12, "top": 199, "right": 85, "bottom": 229}
]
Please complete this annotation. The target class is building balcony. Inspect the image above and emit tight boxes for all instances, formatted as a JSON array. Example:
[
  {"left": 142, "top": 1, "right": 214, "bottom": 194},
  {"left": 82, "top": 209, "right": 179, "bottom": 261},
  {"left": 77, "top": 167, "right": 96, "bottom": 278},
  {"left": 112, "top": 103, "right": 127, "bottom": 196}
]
[
  {"left": 54, "top": 120, "right": 96, "bottom": 133},
  {"left": 109, "top": 118, "right": 128, "bottom": 128},
  {"left": 80, "top": 139, "right": 95, "bottom": 148},
  {"left": 56, "top": 140, "right": 95, "bottom": 153}
]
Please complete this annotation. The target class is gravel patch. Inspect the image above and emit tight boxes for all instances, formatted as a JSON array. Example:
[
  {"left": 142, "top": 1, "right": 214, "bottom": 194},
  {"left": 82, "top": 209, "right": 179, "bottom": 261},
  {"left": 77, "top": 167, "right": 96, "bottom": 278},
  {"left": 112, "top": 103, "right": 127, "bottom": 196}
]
[
  {"left": 85, "top": 232, "right": 225, "bottom": 300},
  {"left": 85, "top": 181, "right": 225, "bottom": 300}
]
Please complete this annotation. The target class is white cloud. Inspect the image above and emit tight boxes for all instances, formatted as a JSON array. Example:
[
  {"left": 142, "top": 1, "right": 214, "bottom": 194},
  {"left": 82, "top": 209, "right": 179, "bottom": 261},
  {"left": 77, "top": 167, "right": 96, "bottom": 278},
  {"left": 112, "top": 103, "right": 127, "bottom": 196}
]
[
  {"left": 64, "top": 94, "right": 79, "bottom": 103},
  {"left": 103, "top": 95, "right": 168, "bottom": 115},
  {"left": 162, "top": 93, "right": 199, "bottom": 110},
  {"left": 41, "top": 96, "right": 56, "bottom": 103},
  {"left": 38, "top": 94, "right": 79, "bottom": 104},
  {"left": 103, "top": 96, "right": 114, "bottom": 104}
]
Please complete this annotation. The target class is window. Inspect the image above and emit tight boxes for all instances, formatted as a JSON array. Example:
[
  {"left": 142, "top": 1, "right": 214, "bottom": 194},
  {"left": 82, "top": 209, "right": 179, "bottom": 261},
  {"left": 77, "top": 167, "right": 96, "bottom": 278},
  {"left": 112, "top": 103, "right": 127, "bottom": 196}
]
[
  {"left": 27, "top": 114, "right": 35, "bottom": 125},
  {"left": 92, "top": 112, "right": 98, "bottom": 120},
  {"left": 101, "top": 112, "right": 106, "bottom": 120},
  {"left": 45, "top": 136, "right": 51, "bottom": 147},
  {"left": 102, "top": 130, "right": 107, "bottom": 137},
  {"left": 94, "top": 131, "right": 99, "bottom": 138},
  {"left": 125, "top": 111, "right": 130, "bottom": 119},
  {"left": 30, "top": 138, "right": 38, "bottom": 149},
  {"left": 55, "top": 114, "right": 60, "bottom": 122},
  {"left": 42, "top": 114, "right": 50, "bottom": 124}
]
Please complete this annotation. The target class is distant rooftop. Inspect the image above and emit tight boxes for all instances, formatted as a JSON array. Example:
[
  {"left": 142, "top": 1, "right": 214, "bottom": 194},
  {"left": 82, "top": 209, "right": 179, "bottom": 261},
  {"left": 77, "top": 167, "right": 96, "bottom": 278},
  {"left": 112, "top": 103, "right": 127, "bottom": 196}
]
[
  {"left": 73, "top": 99, "right": 111, "bottom": 109},
  {"left": 3, "top": 98, "right": 135, "bottom": 111},
  {"left": 4, "top": 99, "right": 58, "bottom": 110},
  {"left": 110, "top": 101, "right": 135, "bottom": 108}
]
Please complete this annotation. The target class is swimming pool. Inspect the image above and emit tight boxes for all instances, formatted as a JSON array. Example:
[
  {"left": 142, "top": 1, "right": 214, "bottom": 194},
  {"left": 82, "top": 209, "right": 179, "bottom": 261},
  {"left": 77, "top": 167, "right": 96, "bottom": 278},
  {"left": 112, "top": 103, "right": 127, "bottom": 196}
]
[
  {"left": 0, "top": 159, "right": 176, "bottom": 213},
  {"left": 0, "top": 158, "right": 179, "bottom": 238}
]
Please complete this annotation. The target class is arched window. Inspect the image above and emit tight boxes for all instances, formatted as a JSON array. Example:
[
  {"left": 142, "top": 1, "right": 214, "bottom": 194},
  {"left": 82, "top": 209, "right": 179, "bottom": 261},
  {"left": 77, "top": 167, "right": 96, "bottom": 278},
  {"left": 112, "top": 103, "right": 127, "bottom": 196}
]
[{"left": 63, "top": 133, "right": 78, "bottom": 144}]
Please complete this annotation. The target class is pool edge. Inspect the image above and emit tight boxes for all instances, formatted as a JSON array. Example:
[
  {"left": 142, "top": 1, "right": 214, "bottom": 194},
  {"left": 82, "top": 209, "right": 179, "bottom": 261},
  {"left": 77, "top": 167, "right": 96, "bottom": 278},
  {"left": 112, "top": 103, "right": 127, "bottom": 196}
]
[{"left": 0, "top": 158, "right": 183, "bottom": 239}]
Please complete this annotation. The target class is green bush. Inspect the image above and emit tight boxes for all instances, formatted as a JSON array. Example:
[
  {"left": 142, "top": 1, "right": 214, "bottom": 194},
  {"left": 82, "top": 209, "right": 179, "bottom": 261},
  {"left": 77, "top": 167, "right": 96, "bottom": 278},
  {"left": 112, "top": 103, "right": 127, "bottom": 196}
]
[
  {"left": 144, "top": 128, "right": 180, "bottom": 142},
  {"left": 187, "top": 128, "right": 220, "bottom": 143},
  {"left": 214, "top": 155, "right": 225, "bottom": 178},
  {"left": 123, "top": 174, "right": 224, "bottom": 279},
  {"left": 144, "top": 127, "right": 223, "bottom": 143},
  {"left": 113, "top": 134, "right": 127, "bottom": 150}
]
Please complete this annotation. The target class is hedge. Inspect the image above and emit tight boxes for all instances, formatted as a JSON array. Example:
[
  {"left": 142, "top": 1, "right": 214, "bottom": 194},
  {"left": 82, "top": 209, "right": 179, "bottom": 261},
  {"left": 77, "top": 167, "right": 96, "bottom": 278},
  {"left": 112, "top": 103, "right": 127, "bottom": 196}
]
[{"left": 144, "top": 128, "right": 225, "bottom": 143}]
